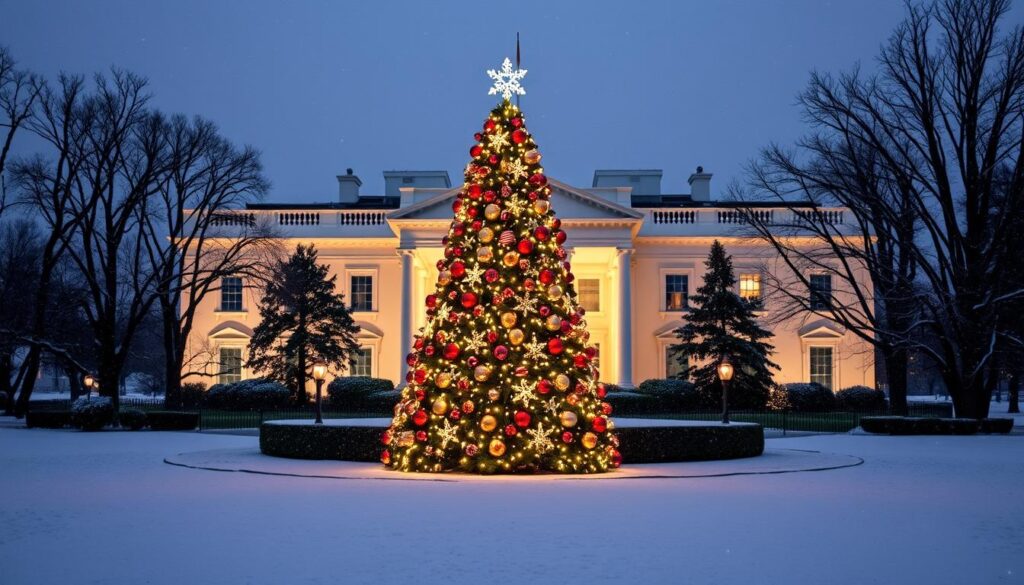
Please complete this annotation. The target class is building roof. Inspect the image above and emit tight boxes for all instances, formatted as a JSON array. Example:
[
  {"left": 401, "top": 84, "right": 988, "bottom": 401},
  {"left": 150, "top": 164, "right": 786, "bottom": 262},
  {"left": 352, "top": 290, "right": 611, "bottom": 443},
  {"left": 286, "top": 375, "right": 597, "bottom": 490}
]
[
  {"left": 630, "top": 195, "right": 818, "bottom": 209},
  {"left": 247, "top": 197, "right": 400, "bottom": 211}
]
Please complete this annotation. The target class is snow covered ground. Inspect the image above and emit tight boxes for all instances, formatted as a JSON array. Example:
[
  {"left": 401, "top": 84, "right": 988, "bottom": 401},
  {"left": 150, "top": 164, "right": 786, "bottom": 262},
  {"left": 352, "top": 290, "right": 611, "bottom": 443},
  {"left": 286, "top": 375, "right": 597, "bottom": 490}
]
[{"left": 1, "top": 426, "right": 1021, "bottom": 585}]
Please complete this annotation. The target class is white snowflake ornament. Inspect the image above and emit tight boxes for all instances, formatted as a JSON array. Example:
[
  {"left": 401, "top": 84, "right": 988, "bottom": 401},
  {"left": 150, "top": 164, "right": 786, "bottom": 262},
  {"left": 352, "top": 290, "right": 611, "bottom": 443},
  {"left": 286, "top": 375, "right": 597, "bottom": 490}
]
[{"left": 487, "top": 58, "right": 527, "bottom": 100}]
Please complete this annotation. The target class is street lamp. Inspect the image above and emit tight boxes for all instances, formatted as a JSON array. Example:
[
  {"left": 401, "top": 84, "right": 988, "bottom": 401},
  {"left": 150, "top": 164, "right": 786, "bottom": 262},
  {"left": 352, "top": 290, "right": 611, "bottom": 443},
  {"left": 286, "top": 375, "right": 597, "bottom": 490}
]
[
  {"left": 717, "top": 357, "right": 734, "bottom": 424},
  {"left": 82, "top": 374, "right": 96, "bottom": 401},
  {"left": 312, "top": 362, "right": 328, "bottom": 425}
]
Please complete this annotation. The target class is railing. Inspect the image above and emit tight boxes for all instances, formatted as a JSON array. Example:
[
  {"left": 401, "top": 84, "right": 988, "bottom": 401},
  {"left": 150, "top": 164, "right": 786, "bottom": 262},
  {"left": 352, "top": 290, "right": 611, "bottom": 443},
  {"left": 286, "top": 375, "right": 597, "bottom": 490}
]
[
  {"left": 650, "top": 209, "right": 697, "bottom": 224},
  {"left": 795, "top": 209, "right": 844, "bottom": 225},
  {"left": 209, "top": 212, "right": 256, "bottom": 227},
  {"left": 278, "top": 212, "right": 321, "bottom": 226},
  {"left": 337, "top": 211, "right": 386, "bottom": 226}
]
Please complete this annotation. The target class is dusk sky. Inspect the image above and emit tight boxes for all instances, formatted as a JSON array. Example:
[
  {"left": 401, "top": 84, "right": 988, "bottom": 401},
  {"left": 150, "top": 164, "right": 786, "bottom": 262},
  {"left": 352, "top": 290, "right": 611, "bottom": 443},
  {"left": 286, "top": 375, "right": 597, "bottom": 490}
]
[{"left": 2, "top": 0, "right": 1000, "bottom": 202}]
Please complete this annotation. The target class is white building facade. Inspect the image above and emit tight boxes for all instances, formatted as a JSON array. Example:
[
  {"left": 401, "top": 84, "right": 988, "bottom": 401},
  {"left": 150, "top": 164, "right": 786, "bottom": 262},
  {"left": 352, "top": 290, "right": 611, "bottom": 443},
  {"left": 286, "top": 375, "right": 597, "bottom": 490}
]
[{"left": 185, "top": 167, "right": 875, "bottom": 392}]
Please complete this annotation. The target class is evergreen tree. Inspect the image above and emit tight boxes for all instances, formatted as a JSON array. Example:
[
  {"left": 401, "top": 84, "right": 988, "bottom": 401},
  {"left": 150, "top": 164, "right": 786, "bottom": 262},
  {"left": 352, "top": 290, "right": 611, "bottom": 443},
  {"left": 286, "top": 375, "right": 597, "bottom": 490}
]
[
  {"left": 671, "top": 240, "right": 778, "bottom": 409},
  {"left": 247, "top": 244, "right": 361, "bottom": 403},
  {"left": 383, "top": 60, "right": 618, "bottom": 474}
]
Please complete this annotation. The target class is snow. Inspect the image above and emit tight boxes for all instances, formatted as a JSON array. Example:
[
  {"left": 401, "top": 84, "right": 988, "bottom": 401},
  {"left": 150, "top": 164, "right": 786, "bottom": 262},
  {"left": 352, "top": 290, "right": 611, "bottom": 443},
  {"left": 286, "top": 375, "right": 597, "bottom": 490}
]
[
  {"left": 1, "top": 424, "right": 1022, "bottom": 585},
  {"left": 264, "top": 417, "right": 761, "bottom": 429}
]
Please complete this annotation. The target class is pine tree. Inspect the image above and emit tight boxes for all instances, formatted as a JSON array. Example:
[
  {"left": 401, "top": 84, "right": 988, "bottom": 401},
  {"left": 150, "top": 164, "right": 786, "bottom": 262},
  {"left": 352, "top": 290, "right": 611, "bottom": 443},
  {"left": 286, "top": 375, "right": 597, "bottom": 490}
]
[
  {"left": 247, "top": 244, "right": 361, "bottom": 403},
  {"left": 384, "top": 65, "right": 618, "bottom": 474},
  {"left": 671, "top": 240, "right": 778, "bottom": 409}
]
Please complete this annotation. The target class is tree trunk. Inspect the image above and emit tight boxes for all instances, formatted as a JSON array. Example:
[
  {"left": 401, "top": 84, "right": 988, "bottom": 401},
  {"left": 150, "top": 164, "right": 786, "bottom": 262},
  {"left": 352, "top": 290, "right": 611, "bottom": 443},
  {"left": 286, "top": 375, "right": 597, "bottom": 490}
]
[
  {"left": 296, "top": 345, "right": 307, "bottom": 405},
  {"left": 884, "top": 347, "right": 909, "bottom": 416},
  {"left": 1007, "top": 372, "right": 1019, "bottom": 414},
  {"left": 0, "top": 351, "right": 12, "bottom": 414},
  {"left": 160, "top": 302, "right": 182, "bottom": 409},
  {"left": 13, "top": 347, "right": 41, "bottom": 417}
]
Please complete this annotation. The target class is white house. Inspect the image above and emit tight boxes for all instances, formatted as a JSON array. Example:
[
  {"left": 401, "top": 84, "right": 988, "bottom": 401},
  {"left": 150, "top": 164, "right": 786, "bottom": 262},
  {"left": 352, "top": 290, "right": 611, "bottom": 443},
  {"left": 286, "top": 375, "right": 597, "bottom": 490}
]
[{"left": 184, "top": 166, "right": 875, "bottom": 392}]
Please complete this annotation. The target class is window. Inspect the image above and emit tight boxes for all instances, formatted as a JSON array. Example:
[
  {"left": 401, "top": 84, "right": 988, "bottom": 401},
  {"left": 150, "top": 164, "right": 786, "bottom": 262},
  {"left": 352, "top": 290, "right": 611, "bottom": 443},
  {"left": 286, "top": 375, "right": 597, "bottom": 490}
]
[
  {"left": 350, "top": 275, "right": 374, "bottom": 312},
  {"left": 577, "top": 279, "right": 600, "bottom": 312},
  {"left": 809, "top": 274, "right": 832, "bottom": 310},
  {"left": 220, "top": 277, "right": 243, "bottom": 312},
  {"left": 218, "top": 347, "right": 242, "bottom": 384},
  {"left": 739, "top": 273, "right": 762, "bottom": 308},
  {"left": 351, "top": 347, "right": 372, "bottom": 377},
  {"left": 665, "top": 345, "right": 687, "bottom": 379},
  {"left": 809, "top": 346, "right": 834, "bottom": 390},
  {"left": 665, "top": 274, "right": 688, "bottom": 311}
]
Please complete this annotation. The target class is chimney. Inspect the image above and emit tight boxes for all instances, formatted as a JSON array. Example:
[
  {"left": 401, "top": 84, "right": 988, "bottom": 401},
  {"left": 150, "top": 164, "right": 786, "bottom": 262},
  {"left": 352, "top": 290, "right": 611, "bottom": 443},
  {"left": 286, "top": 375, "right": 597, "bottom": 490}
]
[
  {"left": 688, "top": 166, "right": 712, "bottom": 201},
  {"left": 337, "top": 168, "right": 362, "bottom": 204}
]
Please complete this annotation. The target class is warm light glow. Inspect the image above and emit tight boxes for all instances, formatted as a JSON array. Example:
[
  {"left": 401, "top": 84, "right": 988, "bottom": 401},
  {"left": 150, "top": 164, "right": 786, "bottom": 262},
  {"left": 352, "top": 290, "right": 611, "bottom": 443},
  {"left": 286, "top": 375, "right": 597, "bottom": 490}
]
[
  {"left": 83, "top": 374, "right": 96, "bottom": 390},
  {"left": 312, "top": 362, "right": 328, "bottom": 381},
  {"left": 717, "top": 359, "right": 734, "bottom": 381}
]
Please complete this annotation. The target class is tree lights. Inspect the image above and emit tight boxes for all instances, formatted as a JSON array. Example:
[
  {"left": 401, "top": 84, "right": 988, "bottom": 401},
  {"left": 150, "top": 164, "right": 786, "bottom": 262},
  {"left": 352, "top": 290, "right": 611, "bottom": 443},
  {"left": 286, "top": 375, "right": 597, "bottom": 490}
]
[{"left": 382, "top": 59, "right": 619, "bottom": 474}]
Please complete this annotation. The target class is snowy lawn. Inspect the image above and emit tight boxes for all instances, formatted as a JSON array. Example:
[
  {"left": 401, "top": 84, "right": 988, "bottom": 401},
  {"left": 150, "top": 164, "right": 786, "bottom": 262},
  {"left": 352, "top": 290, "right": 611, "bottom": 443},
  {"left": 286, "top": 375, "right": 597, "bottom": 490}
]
[{"left": 0, "top": 425, "right": 1021, "bottom": 585}]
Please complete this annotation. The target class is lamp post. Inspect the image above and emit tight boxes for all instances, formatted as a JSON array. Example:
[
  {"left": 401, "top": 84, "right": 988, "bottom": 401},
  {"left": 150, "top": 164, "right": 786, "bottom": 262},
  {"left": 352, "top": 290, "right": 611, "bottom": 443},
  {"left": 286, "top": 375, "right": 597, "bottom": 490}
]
[
  {"left": 717, "top": 357, "right": 734, "bottom": 424},
  {"left": 82, "top": 374, "right": 96, "bottom": 402},
  {"left": 312, "top": 362, "right": 328, "bottom": 425}
]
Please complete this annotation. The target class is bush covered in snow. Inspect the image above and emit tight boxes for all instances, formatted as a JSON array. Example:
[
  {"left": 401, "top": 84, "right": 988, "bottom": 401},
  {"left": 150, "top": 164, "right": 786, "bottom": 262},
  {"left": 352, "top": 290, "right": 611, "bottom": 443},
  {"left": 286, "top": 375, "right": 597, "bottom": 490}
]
[
  {"left": 636, "top": 378, "right": 703, "bottom": 410},
  {"left": 836, "top": 385, "right": 887, "bottom": 412},
  {"left": 119, "top": 408, "right": 147, "bottom": 431},
  {"left": 205, "top": 379, "right": 291, "bottom": 410},
  {"left": 71, "top": 396, "right": 115, "bottom": 431},
  {"left": 773, "top": 383, "right": 837, "bottom": 412},
  {"left": 328, "top": 377, "right": 395, "bottom": 412}
]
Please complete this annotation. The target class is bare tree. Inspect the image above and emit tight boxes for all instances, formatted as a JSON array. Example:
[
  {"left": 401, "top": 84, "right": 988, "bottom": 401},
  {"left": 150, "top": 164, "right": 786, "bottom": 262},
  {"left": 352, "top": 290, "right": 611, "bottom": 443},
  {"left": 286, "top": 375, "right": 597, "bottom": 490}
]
[
  {"left": 139, "top": 114, "right": 275, "bottom": 407},
  {"left": 738, "top": 0, "right": 1024, "bottom": 418},
  {"left": 0, "top": 47, "right": 42, "bottom": 219}
]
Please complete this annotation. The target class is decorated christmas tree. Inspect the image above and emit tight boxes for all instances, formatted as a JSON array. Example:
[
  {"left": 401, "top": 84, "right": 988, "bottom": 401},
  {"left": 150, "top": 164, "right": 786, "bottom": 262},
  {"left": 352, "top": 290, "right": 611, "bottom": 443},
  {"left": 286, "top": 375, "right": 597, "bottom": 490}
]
[{"left": 382, "top": 58, "right": 619, "bottom": 474}]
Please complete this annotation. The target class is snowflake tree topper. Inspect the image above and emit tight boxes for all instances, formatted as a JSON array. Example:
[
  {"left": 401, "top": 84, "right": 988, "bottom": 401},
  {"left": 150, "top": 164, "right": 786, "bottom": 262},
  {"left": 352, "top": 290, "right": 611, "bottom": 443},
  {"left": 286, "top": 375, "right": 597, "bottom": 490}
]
[{"left": 487, "top": 58, "right": 527, "bottom": 100}]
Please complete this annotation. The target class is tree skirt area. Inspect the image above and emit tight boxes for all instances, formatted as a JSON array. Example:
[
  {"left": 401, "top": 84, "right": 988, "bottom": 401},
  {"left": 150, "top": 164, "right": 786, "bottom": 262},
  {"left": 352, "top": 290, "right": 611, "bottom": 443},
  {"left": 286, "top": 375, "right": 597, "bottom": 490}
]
[{"left": 1, "top": 425, "right": 1022, "bottom": 585}]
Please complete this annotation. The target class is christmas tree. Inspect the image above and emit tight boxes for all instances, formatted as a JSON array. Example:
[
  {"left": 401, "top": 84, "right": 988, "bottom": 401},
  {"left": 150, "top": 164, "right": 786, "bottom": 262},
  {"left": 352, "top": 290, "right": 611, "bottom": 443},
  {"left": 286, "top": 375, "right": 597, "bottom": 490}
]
[
  {"left": 671, "top": 240, "right": 778, "bottom": 409},
  {"left": 382, "top": 59, "right": 619, "bottom": 474}
]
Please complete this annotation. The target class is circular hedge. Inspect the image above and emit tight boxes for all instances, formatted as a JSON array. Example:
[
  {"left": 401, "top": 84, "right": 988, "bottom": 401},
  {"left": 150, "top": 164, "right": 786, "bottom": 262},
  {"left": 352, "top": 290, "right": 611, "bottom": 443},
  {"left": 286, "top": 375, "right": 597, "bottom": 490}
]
[
  {"left": 260, "top": 419, "right": 765, "bottom": 464},
  {"left": 860, "top": 416, "right": 1013, "bottom": 435}
]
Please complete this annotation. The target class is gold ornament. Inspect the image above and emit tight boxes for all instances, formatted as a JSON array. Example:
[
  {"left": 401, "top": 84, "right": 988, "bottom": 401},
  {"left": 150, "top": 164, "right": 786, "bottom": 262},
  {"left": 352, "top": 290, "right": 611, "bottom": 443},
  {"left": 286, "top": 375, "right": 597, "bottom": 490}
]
[
  {"left": 431, "top": 397, "right": 448, "bottom": 415},
  {"left": 559, "top": 411, "right": 579, "bottom": 427},
  {"left": 480, "top": 414, "right": 498, "bottom": 432},
  {"left": 438, "top": 270, "right": 452, "bottom": 286},
  {"left": 582, "top": 432, "right": 598, "bottom": 449},
  {"left": 508, "top": 328, "right": 525, "bottom": 345},
  {"left": 547, "top": 284, "right": 563, "bottom": 299},
  {"left": 533, "top": 199, "right": 550, "bottom": 215},
  {"left": 555, "top": 374, "right": 571, "bottom": 391},
  {"left": 461, "top": 400, "right": 475, "bottom": 414},
  {"left": 435, "top": 372, "right": 452, "bottom": 388},
  {"left": 479, "top": 227, "right": 494, "bottom": 243},
  {"left": 477, "top": 246, "right": 494, "bottom": 263},
  {"left": 545, "top": 315, "right": 563, "bottom": 331},
  {"left": 484, "top": 203, "right": 501, "bottom": 220},
  {"left": 500, "top": 311, "right": 518, "bottom": 328},
  {"left": 502, "top": 251, "right": 520, "bottom": 267},
  {"left": 474, "top": 365, "right": 492, "bottom": 382},
  {"left": 488, "top": 438, "right": 506, "bottom": 457},
  {"left": 398, "top": 431, "right": 415, "bottom": 447},
  {"left": 487, "top": 388, "right": 501, "bottom": 401},
  {"left": 524, "top": 149, "right": 542, "bottom": 164}
]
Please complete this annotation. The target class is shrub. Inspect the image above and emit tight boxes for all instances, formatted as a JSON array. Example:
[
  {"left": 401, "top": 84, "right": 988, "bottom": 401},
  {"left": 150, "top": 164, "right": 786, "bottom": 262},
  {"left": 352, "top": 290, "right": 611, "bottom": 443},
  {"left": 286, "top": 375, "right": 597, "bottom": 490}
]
[
  {"left": 980, "top": 418, "right": 1014, "bottom": 434},
  {"left": 205, "top": 379, "right": 291, "bottom": 410},
  {"left": 147, "top": 411, "right": 199, "bottom": 431},
  {"left": 119, "top": 409, "right": 147, "bottom": 431},
  {"left": 25, "top": 410, "right": 72, "bottom": 429},
  {"left": 860, "top": 416, "right": 980, "bottom": 435},
  {"left": 636, "top": 378, "right": 703, "bottom": 410},
  {"left": 836, "top": 385, "right": 887, "bottom": 412},
  {"left": 327, "top": 377, "right": 396, "bottom": 412},
  {"left": 180, "top": 382, "right": 207, "bottom": 409},
  {"left": 603, "top": 391, "right": 661, "bottom": 416},
  {"left": 71, "top": 396, "right": 115, "bottom": 431},
  {"left": 261, "top": 421, "right": 384, "bottom": 461},
  {"left": 599, "top": 382, "right": 625, "bottom": 395},
  {"left": 775, "top": 383, "right": 837, "bottom": 412},
  {"left": 616, "top": 422, "right": 765, "bottom": 462}
]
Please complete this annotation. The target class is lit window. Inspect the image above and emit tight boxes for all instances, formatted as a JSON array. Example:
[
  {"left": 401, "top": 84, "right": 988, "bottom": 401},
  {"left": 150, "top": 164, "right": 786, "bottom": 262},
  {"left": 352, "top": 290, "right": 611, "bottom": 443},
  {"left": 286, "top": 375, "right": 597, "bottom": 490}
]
[
  {"left": 665, "top": 274, "right": 688, "bottom": 311},
  {"left": 739, "top": 273, "right": 762, "bottom": 308},
  {"left": 220, "top": 277, "right": 243, "bottom": 312},
  {"left": 351, "top": 347, "right": 373, "bottom": 377},
  {"left": 809, "top": 274, "right": 832, "bottom": 310},
  {"left": 350, "top": 275, "right": 374, "bottom": 312},
  {"left": 577, "top": 279, "right": 600, "bottom": 312},
  {"left": 666, "top": 345, "right": 687, "bottom": 379},
  {"left": 218, "top": 347, "right": 242, "bottom": 384},
  {"left": 809, "top": 346, "right": 834, "bottom": 390}
]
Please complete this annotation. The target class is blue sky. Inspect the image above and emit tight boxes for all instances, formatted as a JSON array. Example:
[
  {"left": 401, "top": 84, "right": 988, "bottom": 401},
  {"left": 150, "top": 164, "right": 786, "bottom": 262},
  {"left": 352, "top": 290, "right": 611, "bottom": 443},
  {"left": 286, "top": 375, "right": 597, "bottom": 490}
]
[{"left": 1, "top": 0, "right": 972, "bottom": 202}]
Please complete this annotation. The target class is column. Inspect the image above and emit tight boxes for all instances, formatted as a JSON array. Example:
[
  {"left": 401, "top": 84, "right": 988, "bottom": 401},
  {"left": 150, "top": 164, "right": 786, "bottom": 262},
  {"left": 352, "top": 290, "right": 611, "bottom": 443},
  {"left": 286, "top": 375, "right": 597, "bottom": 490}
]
[
  {"left": 616, "top": 247, "right": 635, "bottom": 388},
  {"left": 398, "top": 249, "right": 415, "bottom": 385}
]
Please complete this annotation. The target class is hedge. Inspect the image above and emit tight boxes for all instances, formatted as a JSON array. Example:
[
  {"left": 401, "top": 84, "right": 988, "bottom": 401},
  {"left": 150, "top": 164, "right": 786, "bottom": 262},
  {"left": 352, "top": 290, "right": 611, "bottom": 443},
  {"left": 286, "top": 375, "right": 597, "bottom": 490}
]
[
  {"left": 979, "top": 418, "right": 1014, "bottom": 434},
  {"left": 860, "top": 417, "right": 979, "bottom": 435},
  {"left": 636, "top": 379, "right": 703, "bottom": 410},
  {"left": 603, "top": 391, "right": 661, "bottom": 416},
  {"left": 615, "top": 423, "right": 765, "bottom": 463},
  {"left": 119, "top": 409, "right": 148, "bottom": 431},
  {"left": 26, "top": 410, "right": 72, "bottom": 429},
  {"left": 836, "top": 386, "right": 887, "bottom": 412},
  {"left": 260, "top": 422, "right": 383, "bottom": 461},
  {"left": 775, "top": 383, "right": 837, "bottom": 412},
  {"left": 147, "top": 411, "right": 199, "bottom": 431},
  {"left": 327, "top": 377, "right": 397, "bottom": 413},
  {"left": 205, "top": 379, "right": 291, "bottom": 410},
  {"left": 71, "top": 397, "right": 115, "bottom": 431}
]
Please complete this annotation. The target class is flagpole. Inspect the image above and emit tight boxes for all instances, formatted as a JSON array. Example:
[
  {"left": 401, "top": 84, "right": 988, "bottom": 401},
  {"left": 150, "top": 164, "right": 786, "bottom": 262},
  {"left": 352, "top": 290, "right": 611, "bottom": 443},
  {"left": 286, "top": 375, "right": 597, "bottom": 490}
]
[{"left": 516, "top": 32, "right": 521, "bottom": 108}]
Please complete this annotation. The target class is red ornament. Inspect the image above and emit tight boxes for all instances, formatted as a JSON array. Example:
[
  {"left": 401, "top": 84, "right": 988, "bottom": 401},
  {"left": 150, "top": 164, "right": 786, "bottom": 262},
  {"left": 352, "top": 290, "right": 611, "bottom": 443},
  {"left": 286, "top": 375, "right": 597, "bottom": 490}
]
[
  {"left": 465, "top": 443, "right": 478, "bottom": 456},
  {"left": 468, "top": 184, "right": 483, "bottom": 199},
  {"left": 461, "top": 292, "right": 478, "bottom": 309},
  {"left": 501, "top": 211, "right": 511, "bottom": 222},
  {"left": 450, "top": 408, "right": 461, "bottom": 420},
  {"left": 457, "top": 378, "right": 470, "bottom": 391},
  {"left": 485, "top": 268, "right": 500, "bottom": 283},
  {"left": 514, "top": 366, "right": 529, "bottom": 377},
  {"left": 450, "top": 262, "right": 466, "bottom": 278},
  {"left": 472, "top": 305, "right": 484, "bottom": 318},
  {"left": 537, "top": 379, "right": 553, "bottom": 394},
  {"left": 467, "top": 206, "right": 479, "bottom": 218},
  {"left": 426, "top": 294, "right": 438, "bottom": 309},
  {"left": 610, "top": 449, "right": 622, "bottom": 468},
  {"left": 502, "top": 287, "right": 515, "bottom": 298},
  {"left": 452, "top": 200, "right": 462, "bottom": 214},
  {"left": 493, "top": 345, "right": 509, "bottom": 360},
  {"left": 415, "top": 430, "right": 428, "bottom": 442},
  {"left": 486, "top": 330, "right": 499, "bottom": 343},
  {"left": 499, "top": 230, "right": 516, "bottom": 246},
  {"left": 517, "top": 239, "right": 534, "bottom": 255},
  {"left": 512, "top": 129, "right": 527, "bottom": 144},
  {"left": 534, "top": 226, "right": 550, "bottom": 241},
  {"left": 415, "top": 389, "right": 426, "bottom": 401},
  {"left": 539, "top": 305, "right": 551, "bottom": 317},
  {"left": 484, "top": 189, "right": 496, "bottom": 202},
  {"left": 470, "top": 144, "right": 483, "bottom": 157},
  {"left": 504, "top": 424, "right": 518, "bottom": 437},
  {"left": 381, "top": 430, "right": 392, "bottom": 445},
  {"left": 488, "top": 155, "right": 499, "bottom": 165},
  {"left": 524, "top": 278, "right": 536, "bottom": 290},
  {"left": 585, "top": 346, "right": 597, "bottom": 358},
  {"left": 556, "top": 231, "right": 567, "bottom": 244},
  {"left": 467, "top": 356, "right": 479, "bottom": 368},
  {"left": 510, "top": 117, "right": 523, "bottom": 128},
  {"left": 514, "top": 411, "right": 531, "bottom": 427},
  {"left": 412, "top": 409, "right": 428, "bottom": 426},
  {"left": 592, "top": 417, "right": 608, "bottom": 433},
  {"left": 561, "top": 431, "right": 574, "bottom": 444},
  {"left": 443, "top": 343, "right": 460, "bottom": 360},
  {"left": 552, "top": 218, "right": 562, "bottom": 230},
  {"left": 597, "top": 384, "right": 607, "bottom": 398},
  {"left": 602, "top": 402, "right": 613, "bottom": 415},
  {"left": 474, "top": 132, "right": 483, "bottom": 141},
  {"left": 424, "top": 344, "right": 435, "bottom": 357},
  {"left": 529, "top": 173, "right": 548, "bottom": 187},
  {"left": 414, "top": 369, "right": 427, "bottom": 384},
  {"left": 484, "top": 119, "right": 497, "bottom": 132},
  {"left": 380, "top": 449, "right": 391, "bottom": 464},
  {"left": 548, "top": 338, "right": 565, "bottom": 355},
  {"left": 405, "top": 353, "right": 418, "bottom": 367},
  {"left": 471, "top": 219, "right": 482, "bottom": 231},
  {"left": 574, "top": 354, "right": 589, "bottom": 369},
  {"left": 539, "top": 269, "right": 555, "bottom": 284}
]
